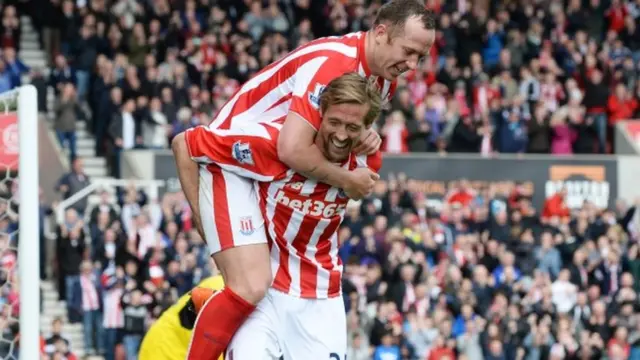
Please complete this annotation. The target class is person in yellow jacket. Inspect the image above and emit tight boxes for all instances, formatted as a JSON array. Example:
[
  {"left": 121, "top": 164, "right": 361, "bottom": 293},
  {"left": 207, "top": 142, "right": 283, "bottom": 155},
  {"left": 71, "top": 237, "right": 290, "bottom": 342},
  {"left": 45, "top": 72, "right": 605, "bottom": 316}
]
[{"left": 138, "top": 275, "right": 224, "bottom": 360}]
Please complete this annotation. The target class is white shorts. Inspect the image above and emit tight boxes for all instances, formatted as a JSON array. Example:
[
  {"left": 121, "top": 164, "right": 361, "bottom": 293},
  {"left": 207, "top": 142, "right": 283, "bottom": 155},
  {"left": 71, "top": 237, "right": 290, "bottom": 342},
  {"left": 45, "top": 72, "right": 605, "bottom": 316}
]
[
  {"left": 226, "top": 288, "right": 347, "bottom": 360},
  {"left": 198, "top": 163, "right": 267, "bottom": 254}
]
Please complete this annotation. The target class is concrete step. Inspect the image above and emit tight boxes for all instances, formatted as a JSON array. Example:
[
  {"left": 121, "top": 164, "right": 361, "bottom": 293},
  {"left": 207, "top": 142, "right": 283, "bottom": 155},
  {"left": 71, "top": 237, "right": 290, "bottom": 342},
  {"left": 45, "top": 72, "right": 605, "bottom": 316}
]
[
  {"left": 19, "top": 49, "right": 44, "bottom": 59},
  {"left": 21, "top": 42, "right": 40, "bottom": 50},
  {"left": 21, "top": 32, "right": 38, "bottom": 42},
  {"left": 84, "top": 167, "right": 108, "bottom": 177},
  {"left": 23, "top": 58, "right": 47, "bottom": 68},
  {"left": 82, "top": 157, "right": 107, "bottom": 167},
  {"left": 77, "top": 147, "right": 96, "bottom": 157},
  {"left": 42, "top": 290, "right": 58, "bottom": 301},
  {"left": 76, "top": 129, "right": 93, "bottom": 138},
  {"left": 77, "top": 137, "right": 96, "bottom": 148},
  {"left": 41, "top": 281, "right": 56, "bottom": 291}
]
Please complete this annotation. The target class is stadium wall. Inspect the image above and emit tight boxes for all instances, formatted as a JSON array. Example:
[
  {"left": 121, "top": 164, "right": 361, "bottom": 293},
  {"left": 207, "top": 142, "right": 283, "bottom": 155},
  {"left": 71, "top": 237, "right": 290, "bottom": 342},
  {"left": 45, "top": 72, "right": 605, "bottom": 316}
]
[{"left": 123, "top": 150, "right": 640, "bottom": 208}]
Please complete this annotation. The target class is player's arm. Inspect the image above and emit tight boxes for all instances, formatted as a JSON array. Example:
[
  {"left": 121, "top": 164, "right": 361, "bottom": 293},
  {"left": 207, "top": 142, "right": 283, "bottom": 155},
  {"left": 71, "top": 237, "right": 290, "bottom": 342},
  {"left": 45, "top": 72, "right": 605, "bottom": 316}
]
[
  {"left": 278, "top": 63, "right": 378, "bottom": 199},
  {"left": 172, "top": 132, "right": 206, "bottom": 240}
]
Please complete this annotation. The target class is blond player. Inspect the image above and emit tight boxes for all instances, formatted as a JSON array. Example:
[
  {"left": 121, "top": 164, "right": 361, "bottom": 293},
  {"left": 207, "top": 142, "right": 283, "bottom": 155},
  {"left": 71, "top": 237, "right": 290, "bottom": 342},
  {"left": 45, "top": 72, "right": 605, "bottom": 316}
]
[
  {"left": 175, "top": 73, "right": 382, "bottom": 359},
  {"left": 172, "top": 2, "right": 435, "bottom": 359}
]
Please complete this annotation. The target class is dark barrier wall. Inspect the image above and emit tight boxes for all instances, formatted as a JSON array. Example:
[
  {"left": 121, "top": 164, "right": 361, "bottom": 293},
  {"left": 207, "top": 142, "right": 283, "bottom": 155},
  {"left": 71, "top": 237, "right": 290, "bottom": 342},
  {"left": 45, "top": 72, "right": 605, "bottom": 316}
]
[
  {"left": 154, "top": 152, "right": 618, "bottom": 210},
  {"left": 380, "top": 154, "right": 618, "bottom": 210},
  {"left": 154, "top": 153, "right": 182, "bottom": 198}
]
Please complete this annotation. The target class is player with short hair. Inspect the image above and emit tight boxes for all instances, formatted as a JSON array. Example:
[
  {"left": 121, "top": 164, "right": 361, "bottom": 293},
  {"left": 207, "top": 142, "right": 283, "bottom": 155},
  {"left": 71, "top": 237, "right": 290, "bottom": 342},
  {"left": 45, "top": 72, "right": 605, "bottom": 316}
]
[
  {"left": 174, "top": 72, "right": 383, "bottom": 359},
  {"left": 173, "top": 2, "right": 436, "bottom": 359}
]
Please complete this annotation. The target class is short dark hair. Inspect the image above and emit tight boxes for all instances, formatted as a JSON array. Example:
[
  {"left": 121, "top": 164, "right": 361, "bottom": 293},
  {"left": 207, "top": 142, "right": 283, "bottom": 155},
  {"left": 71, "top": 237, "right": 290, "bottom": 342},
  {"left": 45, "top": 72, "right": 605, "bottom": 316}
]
[{"left": 374, "top": 0, "right": 436, "bottom": 37}]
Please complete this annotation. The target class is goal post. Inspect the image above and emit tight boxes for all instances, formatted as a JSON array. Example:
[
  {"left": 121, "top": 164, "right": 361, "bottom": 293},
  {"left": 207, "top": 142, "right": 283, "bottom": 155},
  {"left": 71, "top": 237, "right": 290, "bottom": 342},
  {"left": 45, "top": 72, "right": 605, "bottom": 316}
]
[{"left": 0, "top": 85, "right": 40, "bottom": 360}]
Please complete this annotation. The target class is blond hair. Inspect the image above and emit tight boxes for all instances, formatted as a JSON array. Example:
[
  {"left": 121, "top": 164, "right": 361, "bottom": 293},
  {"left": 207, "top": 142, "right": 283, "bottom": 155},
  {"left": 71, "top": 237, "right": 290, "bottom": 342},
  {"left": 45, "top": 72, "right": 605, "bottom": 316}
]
[{"left": 319, "top": 72, "right": 382, "bottom": 127}]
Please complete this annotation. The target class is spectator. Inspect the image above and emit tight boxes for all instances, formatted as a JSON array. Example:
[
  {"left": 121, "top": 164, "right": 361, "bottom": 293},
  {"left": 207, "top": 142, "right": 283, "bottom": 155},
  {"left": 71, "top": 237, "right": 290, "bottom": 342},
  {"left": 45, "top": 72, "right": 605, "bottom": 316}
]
[
  {"left": 54, "top": 83, "right": 83, "bottom": 162},
  {"left": 48, "top": 54, "right": 76, "bottom": 96},
  {"left": 608, "top": 83, "right": 638, "bottom": 126},
  {"left": 527, "top": 102, "right": 551, "bottom": 153},
  {"left": 78, "top": 261, "right": 104, "bottom": 356},
  {"left": 3, "top": 47, "right": 28, "bottom": 89},
  {"left": 55, "top": 208, "right": 85, "bottom": 322},
  {"left": 121, "top": 289, "right": 148, "bottom": 360},
  {"left": 55, "top": 158, "right": 90, "bottom": 216},
  {"left": 43, "top": 317, "right": 70, "bottom": 355},
  {"left": 108, "top": 99, "right": 139, "bottom": 178},
  {"left": 536, "top": 232, "right": 563, "bottom": 279}
]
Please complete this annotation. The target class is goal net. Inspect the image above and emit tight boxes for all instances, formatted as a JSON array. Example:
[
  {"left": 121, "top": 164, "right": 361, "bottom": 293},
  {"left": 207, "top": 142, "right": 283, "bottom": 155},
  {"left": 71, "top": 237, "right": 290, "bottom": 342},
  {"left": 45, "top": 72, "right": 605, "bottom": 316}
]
[{"left": 0, "top": 85, "right": 40, "bottom": 360}]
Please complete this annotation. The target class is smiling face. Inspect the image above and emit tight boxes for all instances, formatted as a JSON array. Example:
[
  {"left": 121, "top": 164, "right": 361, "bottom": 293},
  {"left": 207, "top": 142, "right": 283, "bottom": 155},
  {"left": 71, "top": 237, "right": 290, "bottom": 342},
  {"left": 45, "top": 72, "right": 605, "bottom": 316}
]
[
  {"left": 371, "top": 16, "right": 435, "bottom": 80},
  {"left": 316, "top": 102, "right": 370, "bottom": 163}
]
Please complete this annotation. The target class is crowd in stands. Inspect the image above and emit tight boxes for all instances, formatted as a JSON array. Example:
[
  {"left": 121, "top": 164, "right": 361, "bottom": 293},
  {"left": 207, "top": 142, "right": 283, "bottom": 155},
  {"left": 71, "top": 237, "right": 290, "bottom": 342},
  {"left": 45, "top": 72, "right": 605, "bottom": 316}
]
[
  {"left": 8, "top": 0, "right": 640, "bottom": 178},
  {"left": 1, "top": 0, "right": 640, "bottom": 359}
]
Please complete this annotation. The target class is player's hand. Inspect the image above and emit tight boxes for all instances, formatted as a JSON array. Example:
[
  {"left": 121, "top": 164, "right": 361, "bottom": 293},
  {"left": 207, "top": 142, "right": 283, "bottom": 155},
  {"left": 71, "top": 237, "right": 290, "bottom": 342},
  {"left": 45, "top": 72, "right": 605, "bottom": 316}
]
[
  {"left": 343, "top": 167, "right": 379, "bottom": 200},
  {"left": 352, "top": 128, "right": 381, "bottom": 155}
]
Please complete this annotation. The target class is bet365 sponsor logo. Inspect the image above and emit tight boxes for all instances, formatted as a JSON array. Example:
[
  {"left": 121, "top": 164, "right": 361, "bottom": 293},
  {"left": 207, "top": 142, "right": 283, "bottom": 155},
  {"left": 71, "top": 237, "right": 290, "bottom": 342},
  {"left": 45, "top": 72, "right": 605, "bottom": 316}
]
[
  {"left": 273, "top": 186, "right": 346, "bottom": 218},
  {"left": 545, "top": 165, "right": 610, "bottom": 209}
]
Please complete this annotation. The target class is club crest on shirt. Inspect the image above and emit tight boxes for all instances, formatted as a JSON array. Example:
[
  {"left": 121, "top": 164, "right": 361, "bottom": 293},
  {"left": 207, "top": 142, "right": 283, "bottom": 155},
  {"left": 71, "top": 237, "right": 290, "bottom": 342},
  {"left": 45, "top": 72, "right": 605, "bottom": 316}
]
[
  {"left": 232, "top": 141, "right": 254, "bottom": 166},
  {"left": 308, "top": 84, "right": 326, "bottom": 109},
  {"left": 239, "top": 216, "right": 255, "bottom": 235}
]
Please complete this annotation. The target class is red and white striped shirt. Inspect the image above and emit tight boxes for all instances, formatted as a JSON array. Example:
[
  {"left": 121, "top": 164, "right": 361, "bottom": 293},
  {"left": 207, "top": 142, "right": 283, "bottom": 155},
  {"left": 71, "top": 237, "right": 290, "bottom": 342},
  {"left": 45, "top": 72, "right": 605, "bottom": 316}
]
[
  {"left": 80, "top": 274, "right": 100, "bottom": 311},
  {"left": 102, "top": 287, "right": 124, "bottom": 329},
  {"left": 185, "top": 124, "right": 382, "bottom": 299},
  {"left": 208, "top": 31, "right": 396, "bottom": 131}
]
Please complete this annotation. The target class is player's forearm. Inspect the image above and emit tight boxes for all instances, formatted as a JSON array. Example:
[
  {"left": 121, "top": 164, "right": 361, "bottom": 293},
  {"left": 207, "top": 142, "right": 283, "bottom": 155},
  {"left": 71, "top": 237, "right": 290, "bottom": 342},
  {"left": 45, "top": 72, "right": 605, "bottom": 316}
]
[
  {"left": 279, "top": 143, "right": 350, "bottom": 189},
  {"left": 171, "top": 133, "right": 205, "bottom": 239}
]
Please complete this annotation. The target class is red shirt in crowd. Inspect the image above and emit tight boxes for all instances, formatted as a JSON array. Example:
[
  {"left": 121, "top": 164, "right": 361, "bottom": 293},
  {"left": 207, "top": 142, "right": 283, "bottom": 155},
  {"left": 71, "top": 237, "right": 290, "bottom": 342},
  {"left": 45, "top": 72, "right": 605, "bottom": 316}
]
[
  {"left": 428, "top": 346, "right": 456, "bottom": 360},
  {"left": 445, "top": 188, "right": 474, "bottom": 208},
  {"left": 542, "top": 193, "right": 570, "bottom": 220},
  {"left": 608, "top": 94, "right": 638, "bottom": 125},
  {"left": 607, "top": 338, "right": 630, "bottom": 359},
  {"left": 606, "top": 3, "right": 628, "bottom": 33}
]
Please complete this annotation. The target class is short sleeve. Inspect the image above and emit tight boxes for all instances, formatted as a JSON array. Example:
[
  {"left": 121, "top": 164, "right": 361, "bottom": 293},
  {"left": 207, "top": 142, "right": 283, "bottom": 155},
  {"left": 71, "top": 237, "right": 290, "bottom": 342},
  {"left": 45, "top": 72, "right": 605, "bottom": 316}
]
[
  {"left": 366, "top": 152, "right": 383, "bottom": 173},
  {"left": 354, "top": 151, "right": 382, "bottom": 173},
  {"left": 184, "top": 125, "right": 288, "bottom": 181},
  {"left": 289, "top": 57, "right": 347, "bottom": 131}
]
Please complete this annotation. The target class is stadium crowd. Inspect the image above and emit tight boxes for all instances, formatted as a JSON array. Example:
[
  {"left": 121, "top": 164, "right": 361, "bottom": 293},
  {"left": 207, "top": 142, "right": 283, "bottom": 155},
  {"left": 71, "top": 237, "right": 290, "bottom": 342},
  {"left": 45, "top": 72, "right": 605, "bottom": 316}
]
[
  {"left": 8, "top": 0, "right": 640, "bottom": 177},
  {"left": 0, "top": 0, "right": 640, "bottom": 359}
]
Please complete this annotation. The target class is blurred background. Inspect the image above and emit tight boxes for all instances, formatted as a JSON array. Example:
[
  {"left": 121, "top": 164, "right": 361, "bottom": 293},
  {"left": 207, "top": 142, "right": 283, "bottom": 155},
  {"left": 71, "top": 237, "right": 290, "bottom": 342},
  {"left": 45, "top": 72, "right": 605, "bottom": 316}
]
[{"left": 1, "top": 0, "right": 640, "bottom": 359}]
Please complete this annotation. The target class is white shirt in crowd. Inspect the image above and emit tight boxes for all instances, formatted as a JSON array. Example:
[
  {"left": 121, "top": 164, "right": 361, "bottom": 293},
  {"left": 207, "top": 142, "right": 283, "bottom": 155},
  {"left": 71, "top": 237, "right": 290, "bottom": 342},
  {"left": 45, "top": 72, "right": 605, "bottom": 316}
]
[
  {"left": 144, "top": 111, "right": 169, "bottom": 148},
  {"left": 122, "top": 111, "right": 136, "bottom": 150},
  {"left": 551, "top": 279, "right": 578, "bottom": 313}
]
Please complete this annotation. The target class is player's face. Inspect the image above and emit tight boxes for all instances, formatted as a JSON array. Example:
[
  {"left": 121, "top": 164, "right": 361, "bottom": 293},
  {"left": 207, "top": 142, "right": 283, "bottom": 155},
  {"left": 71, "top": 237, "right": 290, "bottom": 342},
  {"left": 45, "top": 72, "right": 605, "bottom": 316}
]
[
  {"left": 317, "top": 103, "right": 369, "bottom": 162},
  {"left": 373, "top": 17, "right": 435, "bottom": 80}
]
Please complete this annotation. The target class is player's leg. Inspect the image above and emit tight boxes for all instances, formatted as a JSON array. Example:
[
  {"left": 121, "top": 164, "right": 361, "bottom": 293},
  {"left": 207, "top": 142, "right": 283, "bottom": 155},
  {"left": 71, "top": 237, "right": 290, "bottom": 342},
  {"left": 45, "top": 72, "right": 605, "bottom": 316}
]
[
  {"left": 186, "top": 165, "right": 272, "bottom": 360},
  {"left": 225, "top": 291, "right": 283, "bottom": 360},
  {"left": 278, "top": 291, "right": 348, "bottom": 360}
]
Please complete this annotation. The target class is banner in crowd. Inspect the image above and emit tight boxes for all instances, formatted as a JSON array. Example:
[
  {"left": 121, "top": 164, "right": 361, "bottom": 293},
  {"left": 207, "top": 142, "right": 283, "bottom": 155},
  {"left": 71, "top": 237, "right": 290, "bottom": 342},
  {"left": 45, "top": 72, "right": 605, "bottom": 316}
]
[
  {"left": 0, "top": 114, "right": 18, "bottom": 171},
  {"left": 154, "top": 152, "right": 618, "bottom": 210},
  {"left": 625, "top": 122, "right": 640, "bottom": 147},
  {"left": 379, "top": 155, "right": 618, "bottom": 210}
]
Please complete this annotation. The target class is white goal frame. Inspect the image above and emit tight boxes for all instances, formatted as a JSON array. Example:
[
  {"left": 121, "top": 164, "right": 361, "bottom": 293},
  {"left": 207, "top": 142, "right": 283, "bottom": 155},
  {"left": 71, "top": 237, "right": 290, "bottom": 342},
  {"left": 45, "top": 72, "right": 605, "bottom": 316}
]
[{"left": 2, "top": 85, "right": 39, "bottom": 360}]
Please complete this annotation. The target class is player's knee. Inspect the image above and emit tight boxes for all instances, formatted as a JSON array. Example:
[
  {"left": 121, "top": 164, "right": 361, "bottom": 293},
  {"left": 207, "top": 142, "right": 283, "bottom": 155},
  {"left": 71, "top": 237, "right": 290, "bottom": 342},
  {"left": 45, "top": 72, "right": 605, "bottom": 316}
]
[{"left": 229, "top": 272, "right": 270, "bottom": 304}]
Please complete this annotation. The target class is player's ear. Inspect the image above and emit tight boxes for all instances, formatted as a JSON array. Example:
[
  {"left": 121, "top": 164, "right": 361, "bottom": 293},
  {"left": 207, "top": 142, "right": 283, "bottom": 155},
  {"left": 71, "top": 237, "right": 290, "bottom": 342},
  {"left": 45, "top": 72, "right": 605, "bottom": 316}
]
[{"left": 373, "top": 24, "right": 389, "bottom": 44}]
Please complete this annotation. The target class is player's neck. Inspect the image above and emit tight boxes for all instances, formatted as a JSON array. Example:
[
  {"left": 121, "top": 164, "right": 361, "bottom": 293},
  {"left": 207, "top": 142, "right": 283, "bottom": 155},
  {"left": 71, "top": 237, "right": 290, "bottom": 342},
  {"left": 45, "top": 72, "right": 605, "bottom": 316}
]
[{"left": 364, "top": 31, "right": 381, "bottom": 77}]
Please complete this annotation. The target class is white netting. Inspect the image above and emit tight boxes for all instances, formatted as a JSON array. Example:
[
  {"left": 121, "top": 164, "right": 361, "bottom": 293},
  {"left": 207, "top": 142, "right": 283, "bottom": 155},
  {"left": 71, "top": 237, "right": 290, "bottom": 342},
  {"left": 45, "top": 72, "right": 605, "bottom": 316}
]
[
  {"left": 0, "top": 87, "right": 36, "bottom": 360},
  {"left": 0, "top": 157, "right": 20, "bottom": 360}
]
